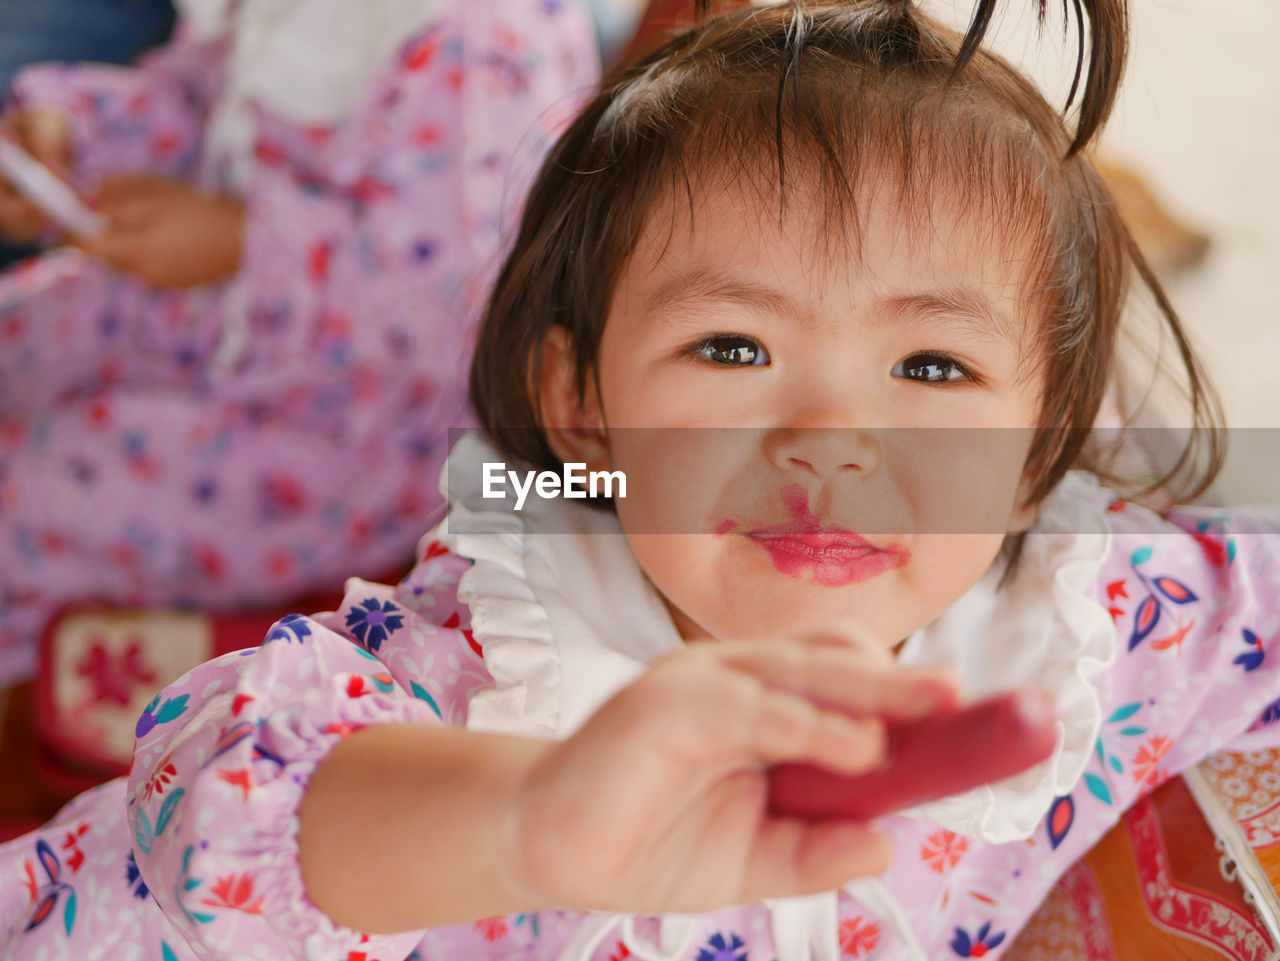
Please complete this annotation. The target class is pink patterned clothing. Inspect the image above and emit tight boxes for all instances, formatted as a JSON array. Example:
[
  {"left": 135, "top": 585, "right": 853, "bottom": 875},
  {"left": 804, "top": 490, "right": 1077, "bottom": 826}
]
[
  {"left": 0, "top": 0, "right": 598, "bottom": 686},
  {"left": 3, "top": 452, "right": 1280, "bottom": 961}
]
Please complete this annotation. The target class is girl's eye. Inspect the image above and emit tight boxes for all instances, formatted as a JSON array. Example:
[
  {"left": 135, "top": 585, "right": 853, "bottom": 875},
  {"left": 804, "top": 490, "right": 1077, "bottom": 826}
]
[
  {"left": 892, "top": 352, "right": 972, "bottom": 384},
  {"left": 691, "top": 335, "right": 770, "bottom": 367}
]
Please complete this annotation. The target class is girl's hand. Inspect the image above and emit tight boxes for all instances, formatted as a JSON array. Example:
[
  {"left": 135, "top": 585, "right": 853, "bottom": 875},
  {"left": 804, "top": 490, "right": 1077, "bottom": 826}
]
[
  {"left": 501, "top": 635, "right": 959, "bottom": 914},
  {"left": 0, "top": 108, "right": 72, "bottom": 243},
  {"left": 79, "top": 174, "right": 244, "bottom": 287}
]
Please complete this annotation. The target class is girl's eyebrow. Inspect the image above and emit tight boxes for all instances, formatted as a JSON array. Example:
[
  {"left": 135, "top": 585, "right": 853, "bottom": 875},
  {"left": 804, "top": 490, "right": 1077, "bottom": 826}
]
[
  {"left": 640, "top": 267, "right": 1017, "bottom": 344},
  {"left": 639, "top": 265, "right": 799, "bottom": 321},
  {"left": 880, "top": 289, "right": 1018, "bottom": 345}
]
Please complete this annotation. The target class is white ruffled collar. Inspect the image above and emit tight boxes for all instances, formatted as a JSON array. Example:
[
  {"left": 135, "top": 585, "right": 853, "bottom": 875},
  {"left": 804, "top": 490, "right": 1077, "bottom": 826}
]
[{"left": 442, "top": 431, "right": 1116, "bottom": 843}]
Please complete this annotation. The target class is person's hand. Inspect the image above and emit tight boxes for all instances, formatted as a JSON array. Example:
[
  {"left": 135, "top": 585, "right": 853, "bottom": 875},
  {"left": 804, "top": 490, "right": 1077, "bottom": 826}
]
[
  {"left": 500, "top": 634, "right": 960, "bottom": 914},
  {"left": 0, "top": 108, "right": 72, "bottom": 243},
  {"left": 78, "top": 174, "right": 244, "bottom": 288}
]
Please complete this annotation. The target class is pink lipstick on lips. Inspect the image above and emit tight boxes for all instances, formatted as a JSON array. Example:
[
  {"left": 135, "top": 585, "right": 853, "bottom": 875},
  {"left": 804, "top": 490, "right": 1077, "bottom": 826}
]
[{"left": 744, "top": 484, "right": 908, "bottom": 586}]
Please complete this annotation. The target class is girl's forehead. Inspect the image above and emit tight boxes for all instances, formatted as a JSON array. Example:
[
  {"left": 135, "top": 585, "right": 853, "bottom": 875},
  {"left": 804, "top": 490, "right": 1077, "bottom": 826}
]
[{"left": 619, "top": 171, "right": 1037, "bottom": 333}]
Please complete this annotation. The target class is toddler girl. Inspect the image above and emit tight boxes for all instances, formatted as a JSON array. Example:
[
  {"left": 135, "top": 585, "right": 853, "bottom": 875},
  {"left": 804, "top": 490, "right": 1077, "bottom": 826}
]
[
  {"left": 0, "top": 0, "right": 598, "bottom": 686},
  {"left": 3, "top": 1, "right": 1279, "bottom": 959}
]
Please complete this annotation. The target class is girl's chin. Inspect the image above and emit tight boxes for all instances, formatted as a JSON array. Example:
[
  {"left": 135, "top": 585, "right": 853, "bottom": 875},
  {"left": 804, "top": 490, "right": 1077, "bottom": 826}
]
[
  {"left": 652, "top": 544, "right": 916, "bottom": 643},
  {"left": 666, "top": 590, "right": 904, "bottom": 647}
]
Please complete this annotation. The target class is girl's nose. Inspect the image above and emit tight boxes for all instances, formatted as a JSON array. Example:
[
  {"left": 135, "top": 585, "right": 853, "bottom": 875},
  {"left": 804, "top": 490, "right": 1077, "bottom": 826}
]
[{"left": 762, "top": 427, "right": 882, "bottom": 478}]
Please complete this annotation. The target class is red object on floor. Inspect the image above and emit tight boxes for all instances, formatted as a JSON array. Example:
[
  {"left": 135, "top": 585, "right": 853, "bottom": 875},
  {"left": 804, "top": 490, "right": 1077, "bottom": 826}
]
[{"left": 31, "top": 586, "right": 359, "bottom": 786}]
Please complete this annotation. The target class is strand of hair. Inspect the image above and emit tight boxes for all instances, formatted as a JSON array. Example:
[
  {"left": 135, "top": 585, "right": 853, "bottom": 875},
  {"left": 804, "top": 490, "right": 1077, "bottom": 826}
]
[{"left": 1063, "top": 0, "right": 1085, "bottom": 112}]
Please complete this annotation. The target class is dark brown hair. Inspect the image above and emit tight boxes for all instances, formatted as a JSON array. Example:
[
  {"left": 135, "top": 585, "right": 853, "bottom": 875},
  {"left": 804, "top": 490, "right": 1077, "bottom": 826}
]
[{"left": 470, "top": 0, "right": 1222, "bottom": 510}]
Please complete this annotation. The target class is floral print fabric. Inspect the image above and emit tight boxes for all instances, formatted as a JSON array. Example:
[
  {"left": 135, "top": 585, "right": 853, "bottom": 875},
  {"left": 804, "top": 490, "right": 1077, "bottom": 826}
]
[{"left": 2, "top": 490, "right": 1279, "bottom": 959}]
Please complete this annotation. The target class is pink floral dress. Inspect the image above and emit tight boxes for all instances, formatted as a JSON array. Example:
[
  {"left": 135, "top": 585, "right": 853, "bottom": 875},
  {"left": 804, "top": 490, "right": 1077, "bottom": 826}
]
[
  {"left": 0, "top": 0, "right": 598, "bottom": 687},
  {"left": 2, "top": 442, "right": 1279, "bottom": 961}
]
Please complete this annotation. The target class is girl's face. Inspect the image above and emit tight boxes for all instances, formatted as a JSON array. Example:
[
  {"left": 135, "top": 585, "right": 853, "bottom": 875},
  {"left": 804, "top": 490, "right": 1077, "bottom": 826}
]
[{"left": 543, "top": 177, "right": 1044, "bottom": 649}]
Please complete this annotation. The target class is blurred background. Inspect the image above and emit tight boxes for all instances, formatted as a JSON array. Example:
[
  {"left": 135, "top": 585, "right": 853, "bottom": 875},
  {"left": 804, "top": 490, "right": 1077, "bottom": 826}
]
[
  {"left": 0, "top": 0, "right": 176, "bottom": 93},
  {"left": 922, "top": 0, "right": 1280, "bottom": 503}
]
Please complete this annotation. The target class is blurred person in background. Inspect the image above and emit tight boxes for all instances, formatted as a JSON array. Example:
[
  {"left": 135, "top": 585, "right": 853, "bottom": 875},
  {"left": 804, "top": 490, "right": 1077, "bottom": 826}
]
[
  {"left": 0, "top": 0, "right": 175, "bottom": 267},
  {"left": 0, "top": 0, "right": 599, "bottom": 689}
]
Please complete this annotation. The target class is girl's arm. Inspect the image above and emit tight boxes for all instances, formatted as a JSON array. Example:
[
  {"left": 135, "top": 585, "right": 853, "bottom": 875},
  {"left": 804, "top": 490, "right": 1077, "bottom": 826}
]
[
  {"left": 5, "top": 28, "right": 224, "bottom": 188},
  {"left": 298, "top": 723, "right": 548, "bottom": 931}
]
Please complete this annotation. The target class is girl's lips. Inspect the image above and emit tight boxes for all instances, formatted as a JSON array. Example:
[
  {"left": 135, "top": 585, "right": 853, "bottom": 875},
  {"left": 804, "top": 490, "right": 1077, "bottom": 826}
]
[
  {"left": 739, "top": 485, "right": 908, "bottom": 586},
  {"left": 745, "top": 525, "right": 908, "bottom": 586}
]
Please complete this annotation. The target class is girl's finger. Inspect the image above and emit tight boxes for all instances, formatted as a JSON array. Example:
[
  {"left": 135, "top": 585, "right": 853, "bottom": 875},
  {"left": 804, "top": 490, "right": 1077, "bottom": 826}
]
[
  {"left": 748, "top": 686, "right": 887, "bottom": 773},
  {"left": 714, "top": 640, "right": 961, "bottom": 721},
  {"left": 741, "top": 817, "right": 893, "bottom": 902},
  {"left": 641, "top": 659, "right": 884, "bottom": 774},
  {"left": 788, "top": 630, "right": 897, "bottom": 665}
]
